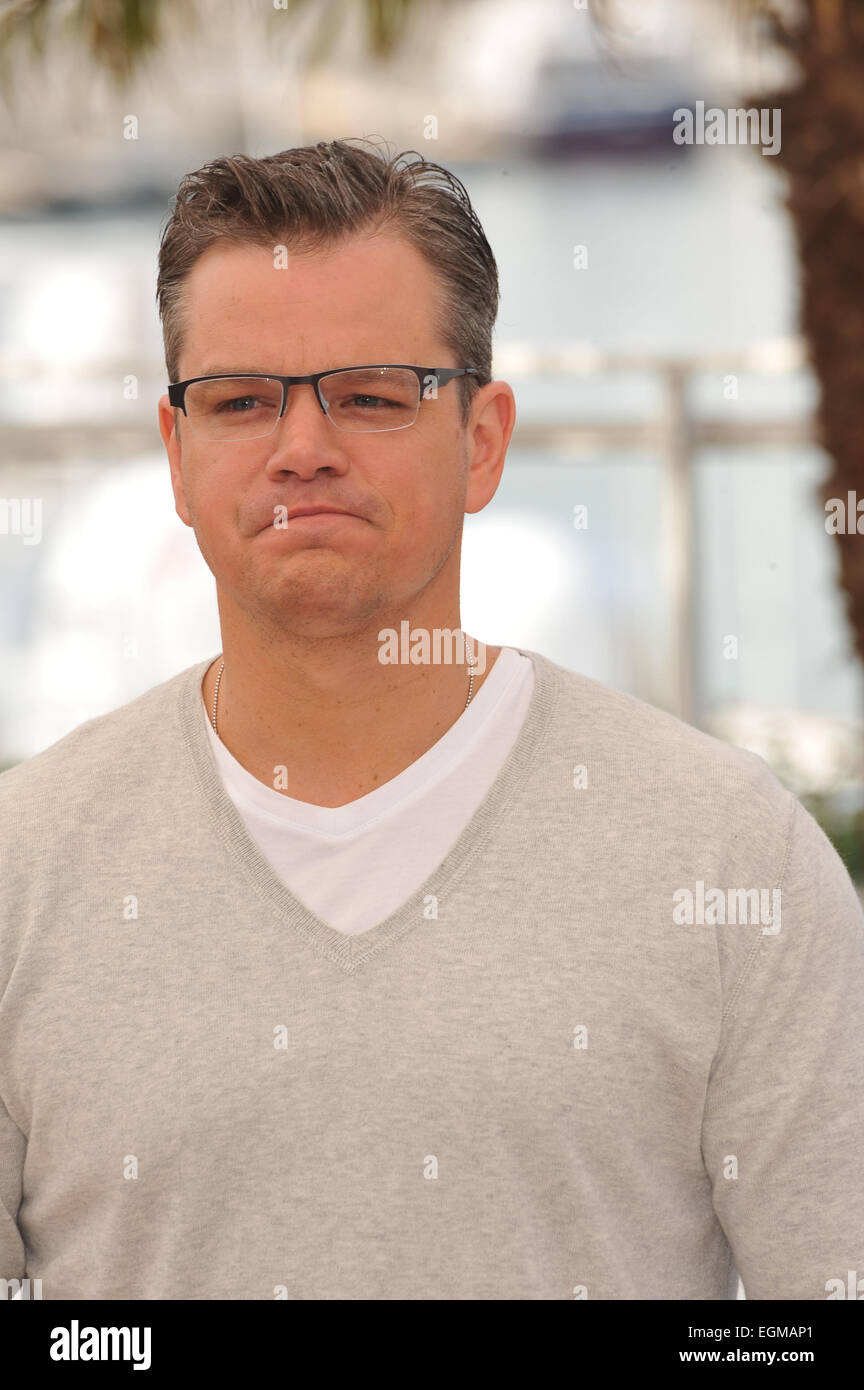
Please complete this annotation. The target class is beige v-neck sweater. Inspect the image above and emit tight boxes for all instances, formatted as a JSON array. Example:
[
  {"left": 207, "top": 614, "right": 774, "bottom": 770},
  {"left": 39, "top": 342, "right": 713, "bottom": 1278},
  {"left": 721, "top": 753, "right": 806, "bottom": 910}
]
[{"left": 1, "top": 649, "right": 862, "bottom": 1300}]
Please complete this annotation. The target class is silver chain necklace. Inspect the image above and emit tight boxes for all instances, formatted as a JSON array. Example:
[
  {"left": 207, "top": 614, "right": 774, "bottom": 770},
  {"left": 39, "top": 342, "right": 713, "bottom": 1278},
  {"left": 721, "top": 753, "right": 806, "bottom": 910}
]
[{"left": 210, "top": 646, "right": 479, "bottom": 737}]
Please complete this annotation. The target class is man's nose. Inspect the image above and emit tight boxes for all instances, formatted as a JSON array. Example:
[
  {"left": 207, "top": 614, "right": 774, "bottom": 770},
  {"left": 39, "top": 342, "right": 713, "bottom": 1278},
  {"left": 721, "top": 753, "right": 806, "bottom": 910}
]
[{"left": 262, "top": 383, "right": 349, "bottom": 475}]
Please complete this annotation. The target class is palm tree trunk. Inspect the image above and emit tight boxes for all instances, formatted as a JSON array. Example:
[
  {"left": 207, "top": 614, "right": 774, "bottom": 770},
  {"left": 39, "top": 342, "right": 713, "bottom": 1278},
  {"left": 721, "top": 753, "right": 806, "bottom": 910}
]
[{"left": 750, "top": 0, "right": 864, "bottom": 667}]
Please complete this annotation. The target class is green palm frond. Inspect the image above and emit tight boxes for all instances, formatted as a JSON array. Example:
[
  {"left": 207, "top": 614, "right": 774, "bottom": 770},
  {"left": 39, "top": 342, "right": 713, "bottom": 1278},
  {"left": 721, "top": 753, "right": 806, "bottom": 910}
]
[{"left": 0, "top": 0, "right": 430, "bottom": 98}]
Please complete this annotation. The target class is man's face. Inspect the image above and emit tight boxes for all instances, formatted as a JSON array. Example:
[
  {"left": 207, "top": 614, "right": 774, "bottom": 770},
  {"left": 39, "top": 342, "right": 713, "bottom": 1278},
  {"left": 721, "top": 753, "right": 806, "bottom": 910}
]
[{"left": 158, "top": 231, "right": 506, "bottom": 639}]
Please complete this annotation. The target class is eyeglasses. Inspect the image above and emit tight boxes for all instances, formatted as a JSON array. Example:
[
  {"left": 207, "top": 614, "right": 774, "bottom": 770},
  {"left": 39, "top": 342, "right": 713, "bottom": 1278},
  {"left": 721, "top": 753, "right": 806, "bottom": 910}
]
[{"left": 167, "top": 364, "right": 481, "bottom": 441}]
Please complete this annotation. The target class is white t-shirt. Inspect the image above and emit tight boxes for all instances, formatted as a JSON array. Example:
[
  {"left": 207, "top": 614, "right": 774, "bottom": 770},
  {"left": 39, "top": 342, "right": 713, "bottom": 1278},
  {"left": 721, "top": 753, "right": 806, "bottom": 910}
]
[{"left": 201, "top": 646, "right": 535, "bottom": 934}]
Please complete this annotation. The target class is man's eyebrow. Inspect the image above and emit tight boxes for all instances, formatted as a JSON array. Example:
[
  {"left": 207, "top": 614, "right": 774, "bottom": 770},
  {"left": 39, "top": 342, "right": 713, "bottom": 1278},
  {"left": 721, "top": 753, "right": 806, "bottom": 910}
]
[
  {"left": 188, "top": 363, "right": 400, "bottom": 379},
  {"left": 193, "top": 366, "right": 272, "bottom": 377}
]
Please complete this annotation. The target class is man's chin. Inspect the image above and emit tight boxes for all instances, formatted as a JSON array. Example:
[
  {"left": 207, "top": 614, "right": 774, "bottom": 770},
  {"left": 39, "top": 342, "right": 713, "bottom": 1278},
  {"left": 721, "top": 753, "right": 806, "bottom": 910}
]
[{"left": 239, "top": 570, "right": 383, "bottom": 634}]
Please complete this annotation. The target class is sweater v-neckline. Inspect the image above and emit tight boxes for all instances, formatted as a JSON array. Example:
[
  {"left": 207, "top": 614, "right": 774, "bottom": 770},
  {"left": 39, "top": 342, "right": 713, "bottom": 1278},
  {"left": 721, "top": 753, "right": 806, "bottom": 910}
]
[{"left": 178, "top": 646, "right": 562, "bottom": 973}]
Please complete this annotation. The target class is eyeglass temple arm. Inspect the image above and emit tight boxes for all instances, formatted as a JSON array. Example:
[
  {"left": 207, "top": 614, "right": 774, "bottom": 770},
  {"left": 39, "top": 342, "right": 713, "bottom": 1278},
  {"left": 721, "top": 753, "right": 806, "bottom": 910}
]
[{"left": 434, "top": 367, "right": 480, "bottom": 384}]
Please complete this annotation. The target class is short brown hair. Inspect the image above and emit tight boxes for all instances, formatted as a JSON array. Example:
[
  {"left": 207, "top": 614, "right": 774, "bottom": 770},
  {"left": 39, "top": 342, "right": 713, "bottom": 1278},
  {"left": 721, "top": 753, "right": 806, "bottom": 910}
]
[{"left": 156, "top": 137, "right": 500, "bottom": 425}]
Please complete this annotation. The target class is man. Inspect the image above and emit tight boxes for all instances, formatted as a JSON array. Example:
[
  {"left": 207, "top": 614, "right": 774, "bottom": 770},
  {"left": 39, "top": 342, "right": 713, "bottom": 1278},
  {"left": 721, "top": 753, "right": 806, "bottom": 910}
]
[{"left": 1, "top": 139, "right": 862, "bottom": 1301}]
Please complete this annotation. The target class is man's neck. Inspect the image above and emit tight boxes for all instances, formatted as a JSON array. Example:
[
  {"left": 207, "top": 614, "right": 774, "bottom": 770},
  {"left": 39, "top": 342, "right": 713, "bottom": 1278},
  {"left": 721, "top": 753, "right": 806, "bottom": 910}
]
[{"left": 201, "top": 640, "right": 502, "bottom": 808}]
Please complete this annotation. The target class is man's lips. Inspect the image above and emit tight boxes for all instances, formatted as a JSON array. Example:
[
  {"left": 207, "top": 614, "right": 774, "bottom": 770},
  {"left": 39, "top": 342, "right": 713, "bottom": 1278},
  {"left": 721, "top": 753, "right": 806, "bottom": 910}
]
[
  {"left": 282, "top": 507, "right": 355, "bottom": 520},
  {"left": 260, "top": 506, "right": 363, "bottom": 530}
]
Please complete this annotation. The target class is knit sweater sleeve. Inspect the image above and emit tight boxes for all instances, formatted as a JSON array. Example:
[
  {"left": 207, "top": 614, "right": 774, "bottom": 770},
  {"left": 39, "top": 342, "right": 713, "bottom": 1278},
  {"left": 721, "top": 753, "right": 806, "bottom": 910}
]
[
  {"left": 701, "top": 794, "right": 864, "bottom": 1300},
  {"left": 0, "top": 1089, "right": 25, "bottom": 1285},
  {"left": 0, "top": 760, "right": 30, "bottom": 1290}
]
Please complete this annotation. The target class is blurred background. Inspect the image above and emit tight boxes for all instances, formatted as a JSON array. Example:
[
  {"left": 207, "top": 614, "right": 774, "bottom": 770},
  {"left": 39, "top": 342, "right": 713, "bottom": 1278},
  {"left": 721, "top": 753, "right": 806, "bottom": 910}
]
[{"left": 2, "top": 0, "right": 864, "bottom": 878}]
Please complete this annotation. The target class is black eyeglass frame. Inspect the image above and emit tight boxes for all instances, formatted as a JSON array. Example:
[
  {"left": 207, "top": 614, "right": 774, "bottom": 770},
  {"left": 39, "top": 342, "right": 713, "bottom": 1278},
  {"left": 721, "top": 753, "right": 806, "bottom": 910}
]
[{"left": 167, "top": 364, "right": 482, "bottom": 434}]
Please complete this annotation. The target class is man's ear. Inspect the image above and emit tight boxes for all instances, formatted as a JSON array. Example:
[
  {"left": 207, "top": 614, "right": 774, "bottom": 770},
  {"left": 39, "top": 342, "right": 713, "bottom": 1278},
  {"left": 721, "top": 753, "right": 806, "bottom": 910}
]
[
  {"left": 158, "top": 394, "right": 193, "bottom": 528},
  {"left": 464, "top": 379, "right": 515, "bottom": 517}
]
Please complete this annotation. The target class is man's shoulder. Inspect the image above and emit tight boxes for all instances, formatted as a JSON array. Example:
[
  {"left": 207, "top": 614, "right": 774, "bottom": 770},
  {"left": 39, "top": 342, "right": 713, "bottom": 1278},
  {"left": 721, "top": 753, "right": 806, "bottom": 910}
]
[
  {"left": 528, "top": 649, "right": 792, "bottom": 818},
  {"left": 0, "top": 661, "right": 207, "bottom": 821}
]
